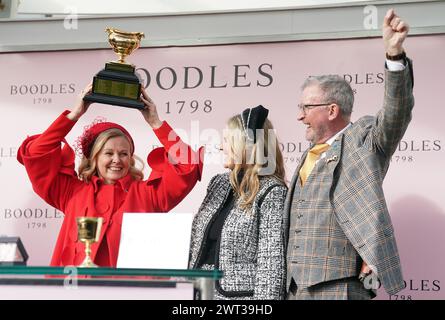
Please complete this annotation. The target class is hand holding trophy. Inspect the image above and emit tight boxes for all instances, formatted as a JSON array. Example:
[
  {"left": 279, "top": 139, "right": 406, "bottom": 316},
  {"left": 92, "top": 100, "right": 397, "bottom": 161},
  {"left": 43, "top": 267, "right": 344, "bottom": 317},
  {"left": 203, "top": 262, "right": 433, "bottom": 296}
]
[{"left": 83, "top": 28, "right": 146, "bottom": 109}]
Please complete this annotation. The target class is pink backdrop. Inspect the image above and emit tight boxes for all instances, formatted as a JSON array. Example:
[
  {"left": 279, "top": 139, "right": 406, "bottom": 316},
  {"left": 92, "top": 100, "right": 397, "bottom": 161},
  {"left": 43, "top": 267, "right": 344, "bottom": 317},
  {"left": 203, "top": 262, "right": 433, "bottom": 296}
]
[{"left": 1, "top": 34, "right": 444, "bottom": 300}]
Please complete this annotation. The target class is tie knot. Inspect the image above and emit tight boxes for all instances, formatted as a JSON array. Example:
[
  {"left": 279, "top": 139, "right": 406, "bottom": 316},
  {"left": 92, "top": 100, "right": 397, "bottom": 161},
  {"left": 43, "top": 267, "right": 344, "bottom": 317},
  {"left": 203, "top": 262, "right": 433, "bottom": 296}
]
[{"left": 310, "top": 143, "right": 329, "bottom": 155}]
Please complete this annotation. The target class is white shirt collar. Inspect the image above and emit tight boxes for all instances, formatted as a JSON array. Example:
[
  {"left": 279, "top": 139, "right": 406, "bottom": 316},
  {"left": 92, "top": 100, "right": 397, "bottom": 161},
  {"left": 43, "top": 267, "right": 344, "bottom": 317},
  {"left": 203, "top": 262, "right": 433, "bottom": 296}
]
[
  {"left": 325, "top": 122, "right": 352, "bottom": 146},
  {"left": 314, "top": 123, "right": 352, "bottom": 161}
]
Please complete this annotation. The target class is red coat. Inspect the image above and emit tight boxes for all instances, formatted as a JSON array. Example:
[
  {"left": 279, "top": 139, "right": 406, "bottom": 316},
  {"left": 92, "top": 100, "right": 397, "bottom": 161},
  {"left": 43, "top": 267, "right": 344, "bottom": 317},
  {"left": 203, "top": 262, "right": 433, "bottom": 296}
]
[{"left": 18, "top": 111, "right": 203, "bottom": 267}]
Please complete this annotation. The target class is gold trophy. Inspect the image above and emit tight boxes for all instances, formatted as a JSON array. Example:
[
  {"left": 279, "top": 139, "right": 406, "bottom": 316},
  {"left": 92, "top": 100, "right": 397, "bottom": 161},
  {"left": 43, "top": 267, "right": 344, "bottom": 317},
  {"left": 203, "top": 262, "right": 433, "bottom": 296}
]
[
  {"left": 76, "top": 217, "right": 103, "bottom": 268},
  {"left": 83, "top": 28, "right": 146, "bottom": 109}
]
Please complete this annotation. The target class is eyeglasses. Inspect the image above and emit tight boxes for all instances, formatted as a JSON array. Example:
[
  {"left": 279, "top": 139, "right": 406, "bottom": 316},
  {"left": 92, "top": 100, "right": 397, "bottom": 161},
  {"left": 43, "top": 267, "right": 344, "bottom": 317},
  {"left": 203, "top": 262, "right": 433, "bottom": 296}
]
[{"left": 297, "top": 103, "right": 332, "bottom": 114}]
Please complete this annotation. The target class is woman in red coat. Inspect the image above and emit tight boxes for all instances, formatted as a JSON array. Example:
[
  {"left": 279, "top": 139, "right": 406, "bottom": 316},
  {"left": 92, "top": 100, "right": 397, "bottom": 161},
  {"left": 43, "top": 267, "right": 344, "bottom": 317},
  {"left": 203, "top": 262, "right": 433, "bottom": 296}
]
[{"left": 17, "top": 84, "right": 203, "bottom": 267}]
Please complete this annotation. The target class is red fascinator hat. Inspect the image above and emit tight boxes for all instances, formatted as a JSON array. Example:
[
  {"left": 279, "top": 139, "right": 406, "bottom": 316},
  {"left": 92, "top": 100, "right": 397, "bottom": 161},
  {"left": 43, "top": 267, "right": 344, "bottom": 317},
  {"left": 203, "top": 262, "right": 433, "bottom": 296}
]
[{"left": 75, "top": 118, "right": 135, "bottom": 158}]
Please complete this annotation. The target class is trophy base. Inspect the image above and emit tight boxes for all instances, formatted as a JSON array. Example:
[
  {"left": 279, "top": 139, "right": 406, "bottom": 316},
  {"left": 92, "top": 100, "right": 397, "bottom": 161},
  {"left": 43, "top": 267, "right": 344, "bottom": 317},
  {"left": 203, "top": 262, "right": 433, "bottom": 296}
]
[
  {"left": 78, "top": 255, "right": 99, "bottom": 268},
  {"left": 84, "top": 93, "right": 145, "bottom": 110},
  {"left": 83, "top": 62, "right": 145, "bottom": 110}
]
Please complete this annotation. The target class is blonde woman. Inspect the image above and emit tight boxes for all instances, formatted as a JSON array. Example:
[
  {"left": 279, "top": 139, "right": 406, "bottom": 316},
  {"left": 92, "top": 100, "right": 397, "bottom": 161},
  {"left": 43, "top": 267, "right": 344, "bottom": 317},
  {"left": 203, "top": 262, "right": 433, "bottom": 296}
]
[
  {"left": 188, "top": 105, "right": 288, "bottom": 300},
  {"left": 17, "top": 84, "right": 203, "bottom": 267}
]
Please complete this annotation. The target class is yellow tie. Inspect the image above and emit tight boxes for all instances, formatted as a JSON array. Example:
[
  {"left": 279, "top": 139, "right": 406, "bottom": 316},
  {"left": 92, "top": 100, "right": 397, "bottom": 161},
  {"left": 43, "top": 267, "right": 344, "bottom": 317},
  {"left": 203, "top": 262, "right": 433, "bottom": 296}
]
[{"left": 299, "top": 143, "right": 329, "bottom": 185}]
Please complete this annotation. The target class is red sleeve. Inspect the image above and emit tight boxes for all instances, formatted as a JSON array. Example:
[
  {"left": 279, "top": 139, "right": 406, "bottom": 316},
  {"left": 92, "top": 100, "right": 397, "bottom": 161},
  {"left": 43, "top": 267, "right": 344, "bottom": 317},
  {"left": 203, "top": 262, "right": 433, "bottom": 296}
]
[
  {"left": 27, "top": 110, "right": 76, "bottom": 155},
  {"left": 144, "top": 121, "right": 204, "bottom": 212},
  {"left": 17, "top": 111, "right": 80, "bottom": 211}
]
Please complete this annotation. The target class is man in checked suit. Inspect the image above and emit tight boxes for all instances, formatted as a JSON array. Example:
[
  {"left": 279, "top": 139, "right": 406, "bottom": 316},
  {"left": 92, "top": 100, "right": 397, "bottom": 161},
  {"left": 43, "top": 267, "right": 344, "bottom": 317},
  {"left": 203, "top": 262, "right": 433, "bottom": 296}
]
[{"left": 285, "top": 9, "right": 413, "bottom": 300}]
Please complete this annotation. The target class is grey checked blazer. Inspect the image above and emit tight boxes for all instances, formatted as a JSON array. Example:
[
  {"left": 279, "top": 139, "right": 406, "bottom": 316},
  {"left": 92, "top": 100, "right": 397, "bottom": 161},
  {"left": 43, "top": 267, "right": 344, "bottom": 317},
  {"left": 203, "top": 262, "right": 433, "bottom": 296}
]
[
  {"left": 284, "top": 59, "right": 414, "bottom": 296},
  {"left": 189, "top": 173, "right": 288, "bottom": 299}
]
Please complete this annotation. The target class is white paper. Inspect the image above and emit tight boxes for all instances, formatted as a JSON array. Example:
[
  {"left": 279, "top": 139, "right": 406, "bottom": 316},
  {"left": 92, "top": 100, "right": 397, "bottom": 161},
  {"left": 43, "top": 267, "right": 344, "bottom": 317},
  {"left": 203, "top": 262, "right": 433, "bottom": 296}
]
[
  {"left": 117, "top": 213, "right": 194, "bottom": 269},
  {"left": 0, "top": 243, "right": 17, "bottom": 261}
]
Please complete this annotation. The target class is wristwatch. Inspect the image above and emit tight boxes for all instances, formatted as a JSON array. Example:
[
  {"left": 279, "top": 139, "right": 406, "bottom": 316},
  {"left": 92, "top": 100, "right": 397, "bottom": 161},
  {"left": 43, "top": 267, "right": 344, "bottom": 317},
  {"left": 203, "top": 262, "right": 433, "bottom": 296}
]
[{"left": 386, "top": 51, "right": 406, "bottom": 61}]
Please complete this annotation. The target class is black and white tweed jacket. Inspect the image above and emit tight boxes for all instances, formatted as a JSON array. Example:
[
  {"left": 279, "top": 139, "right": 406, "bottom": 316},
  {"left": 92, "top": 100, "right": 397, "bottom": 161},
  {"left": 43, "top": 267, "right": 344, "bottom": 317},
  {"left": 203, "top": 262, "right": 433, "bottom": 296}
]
[{"left": 188, "top": 172, "right": 288, "bottom": 300}]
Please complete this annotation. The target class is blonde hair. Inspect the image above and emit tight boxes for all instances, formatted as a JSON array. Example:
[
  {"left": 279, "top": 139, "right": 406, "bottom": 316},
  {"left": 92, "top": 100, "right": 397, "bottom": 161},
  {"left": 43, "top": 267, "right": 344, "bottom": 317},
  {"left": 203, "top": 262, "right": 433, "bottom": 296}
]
[
  {"left": 78, "top": 128, "right": 144, "bottom": 183},
  {"left": 226, "top": 115, "right": 285, "bottom": 210}
]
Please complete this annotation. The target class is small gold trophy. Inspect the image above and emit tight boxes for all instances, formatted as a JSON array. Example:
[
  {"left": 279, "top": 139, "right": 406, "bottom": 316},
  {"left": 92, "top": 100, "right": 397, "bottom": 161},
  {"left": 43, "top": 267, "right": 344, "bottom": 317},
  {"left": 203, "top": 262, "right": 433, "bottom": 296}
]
[
  {"left": 76, "top": 217, "right": 103, "bottom": 268},
  {"left": 83, "top": 28, "right": 145, "bottom": 109}
]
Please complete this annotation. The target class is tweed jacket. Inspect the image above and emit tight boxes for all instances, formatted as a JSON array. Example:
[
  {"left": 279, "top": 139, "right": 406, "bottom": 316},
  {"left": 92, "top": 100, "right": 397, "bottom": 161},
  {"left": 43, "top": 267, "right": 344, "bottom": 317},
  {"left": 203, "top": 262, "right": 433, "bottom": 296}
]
[
  {"left": 189, "top": 172, "right": 288, "bottom": 299},
  {"left": 284, "top": 60, "right": 414, "bottom": 296}
]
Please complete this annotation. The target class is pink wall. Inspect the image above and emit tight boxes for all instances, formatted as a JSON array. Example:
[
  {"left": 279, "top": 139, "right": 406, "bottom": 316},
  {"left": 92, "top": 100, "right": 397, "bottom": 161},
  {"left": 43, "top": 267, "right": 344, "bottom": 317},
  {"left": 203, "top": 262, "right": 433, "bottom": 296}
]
[{"left": 1, "top": 34, "right": 444, "bottom": 300}]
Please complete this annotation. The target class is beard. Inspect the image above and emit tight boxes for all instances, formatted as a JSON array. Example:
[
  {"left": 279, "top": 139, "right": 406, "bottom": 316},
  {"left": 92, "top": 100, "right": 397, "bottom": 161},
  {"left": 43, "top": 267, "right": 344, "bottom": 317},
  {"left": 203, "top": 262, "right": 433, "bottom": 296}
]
[{"left": 306, "top": 124, "right": 327, "bottom": 144}]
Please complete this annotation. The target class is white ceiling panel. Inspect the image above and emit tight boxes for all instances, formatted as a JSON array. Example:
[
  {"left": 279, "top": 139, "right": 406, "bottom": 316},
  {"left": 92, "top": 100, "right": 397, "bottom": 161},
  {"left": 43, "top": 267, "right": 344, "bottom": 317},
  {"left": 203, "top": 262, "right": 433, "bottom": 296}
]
[{"left": 17, "top": 0, "right": 378, "bottom": 15}]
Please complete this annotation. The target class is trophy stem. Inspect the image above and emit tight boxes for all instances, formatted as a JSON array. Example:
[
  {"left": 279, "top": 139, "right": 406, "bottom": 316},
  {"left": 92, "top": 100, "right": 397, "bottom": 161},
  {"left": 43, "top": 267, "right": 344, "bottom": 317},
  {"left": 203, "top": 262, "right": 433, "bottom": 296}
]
[
  {"left": 118, "top": 53, "right": 126, "bottom": 64},
  {"left": 79, "top": 241, "right": 98, "bottom": 268}
]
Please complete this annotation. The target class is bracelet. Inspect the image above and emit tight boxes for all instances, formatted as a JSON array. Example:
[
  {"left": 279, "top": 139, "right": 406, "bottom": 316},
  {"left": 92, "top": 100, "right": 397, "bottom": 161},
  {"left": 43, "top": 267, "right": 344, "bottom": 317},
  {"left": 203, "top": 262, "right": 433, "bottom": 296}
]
[{"left": 386, "top": 51, "right": 406, "bottom": 61}]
